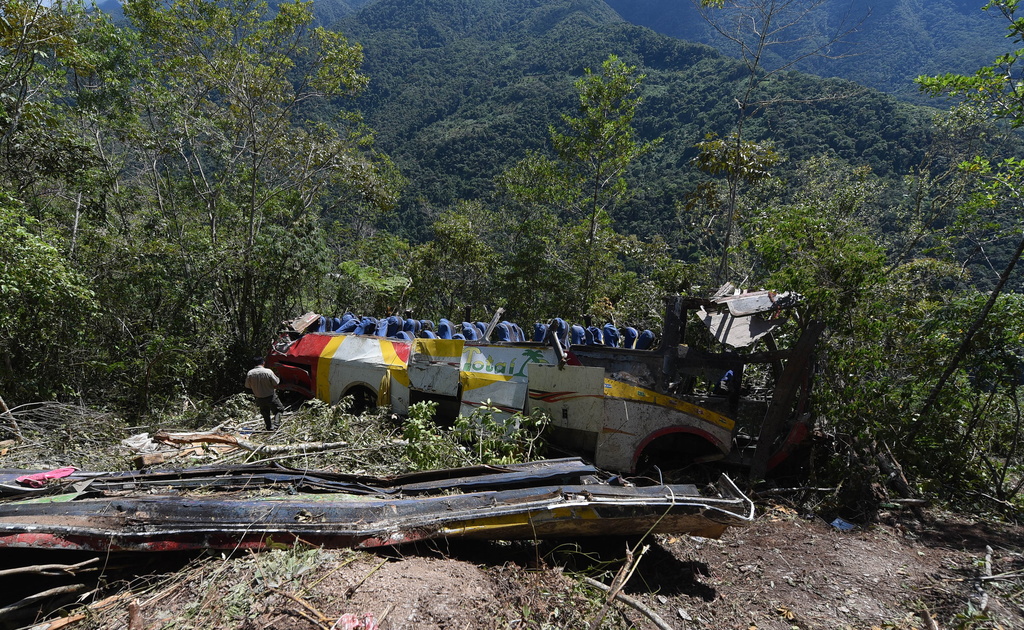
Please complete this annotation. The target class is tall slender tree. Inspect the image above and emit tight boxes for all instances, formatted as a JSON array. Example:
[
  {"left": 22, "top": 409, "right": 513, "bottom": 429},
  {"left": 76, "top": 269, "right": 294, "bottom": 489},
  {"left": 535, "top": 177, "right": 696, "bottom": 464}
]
[{"left": 498, "top": 55, "right": 661, "bottom": 317}]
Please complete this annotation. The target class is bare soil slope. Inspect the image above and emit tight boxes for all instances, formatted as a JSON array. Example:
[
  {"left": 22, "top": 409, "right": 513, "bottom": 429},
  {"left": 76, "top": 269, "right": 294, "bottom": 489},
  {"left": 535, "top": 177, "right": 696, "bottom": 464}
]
[{"left": 31, "top": 506, "right": 1023, "bottom": 630}]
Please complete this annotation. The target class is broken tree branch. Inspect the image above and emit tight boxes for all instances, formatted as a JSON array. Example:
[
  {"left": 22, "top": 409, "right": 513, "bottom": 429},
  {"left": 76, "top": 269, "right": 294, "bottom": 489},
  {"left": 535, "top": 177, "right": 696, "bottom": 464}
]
[
  {"left": 874, "top": 441, "right": 927, "bottom": 523},
  {"left": 0, "top": 393, "right": 20, "bottom": 439},
  {"left": 152, "top": 430, "right": 350, "bottom": 457},
  {"left": 0, "top": 584, "right": 88, "bottom": 620},
  {"left": 588, "top": 544, "right": 652, "bottom": 630},
  {"left": 0, "top": 557, "right": 100, "bottom": 578},
  {"left": 25, "top": 593, "right": 134, "bottom": 630},
  {"left": 980, "top": 545, "right": 993, "bottom": 613},
  {"left": 581, "top": 577, "right": 675, "bottom": 630}
]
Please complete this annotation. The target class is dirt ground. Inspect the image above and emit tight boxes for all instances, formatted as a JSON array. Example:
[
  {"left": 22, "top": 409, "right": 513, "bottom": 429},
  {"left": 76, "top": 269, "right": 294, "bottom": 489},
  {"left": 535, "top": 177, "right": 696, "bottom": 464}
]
[{"left": 16, "top": 503, "right": 1024, "bottom": 630}]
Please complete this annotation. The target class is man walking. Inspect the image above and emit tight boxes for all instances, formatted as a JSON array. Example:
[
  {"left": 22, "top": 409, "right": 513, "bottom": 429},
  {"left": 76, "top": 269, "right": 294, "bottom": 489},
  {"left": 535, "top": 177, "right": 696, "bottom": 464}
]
[{"left": 245, "top": 356, "right": 285, "bottom": 430}]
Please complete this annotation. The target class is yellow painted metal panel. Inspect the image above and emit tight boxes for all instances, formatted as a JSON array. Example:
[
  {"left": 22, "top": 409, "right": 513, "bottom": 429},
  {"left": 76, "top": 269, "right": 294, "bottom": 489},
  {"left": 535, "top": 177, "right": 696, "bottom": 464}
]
[
  {"left": 603, "top": 379, "right": 735, "bottom": 431},
  {"left": 315, "top": 336, "right": 346, "bottom": 403}
]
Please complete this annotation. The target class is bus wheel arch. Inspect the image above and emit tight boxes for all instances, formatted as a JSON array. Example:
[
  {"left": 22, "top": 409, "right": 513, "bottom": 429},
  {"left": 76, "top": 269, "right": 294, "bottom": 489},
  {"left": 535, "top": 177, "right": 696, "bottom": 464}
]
[
  {"left": 341, "top": 384, "right": 378, "bottom": 416},
  {"left": 631, "top": 427, "right": 728, "bottom": 474}
]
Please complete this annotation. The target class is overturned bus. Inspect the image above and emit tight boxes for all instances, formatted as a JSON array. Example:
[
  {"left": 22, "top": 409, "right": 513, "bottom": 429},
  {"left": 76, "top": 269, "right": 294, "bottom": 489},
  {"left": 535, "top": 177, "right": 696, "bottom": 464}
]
[{"left": 266, "top": 290, "right": 823, "bottom": 476}]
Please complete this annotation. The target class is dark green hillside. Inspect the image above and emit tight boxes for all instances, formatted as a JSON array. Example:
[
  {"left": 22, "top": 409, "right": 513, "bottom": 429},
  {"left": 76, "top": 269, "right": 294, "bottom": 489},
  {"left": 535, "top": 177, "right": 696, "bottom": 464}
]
[
  {"left": 96, "top": 0, "right": 373, "bottom": 24},
  {"left": 604, "top": 0, "right": 1007, "bottom": 102},
  {"left": 338, "top": 0, "right": 935, "bottom": 241}
]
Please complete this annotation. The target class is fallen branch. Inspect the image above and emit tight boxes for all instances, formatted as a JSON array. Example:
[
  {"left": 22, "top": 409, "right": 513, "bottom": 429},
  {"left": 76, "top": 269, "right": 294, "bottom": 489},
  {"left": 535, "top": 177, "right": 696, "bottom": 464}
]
[
  {"left": 0, "top": 558, "right": 100, "bottom": 578},
  {"left": 152, "top": 430, "right": 351, "bottom": 457},
  {"left": 0, "top": 584, "right": 88, "bottom": 620},
  {"left": 875, "top": 441, "right": 927, "bottom": 522},
  {"left": 581, "top": 577, "right": 675, "bottom": 630},
  {"left": 588, "top": 544, "right": 651, "bottom": 630},
  {"left": 153, "top": 430, "right": 245, "bottom": 447},
  {"left": 0, "top": 393, "right": 21, "bottom": 439},
  {"left": 979, "top": 545, "right": 993, "bottom": 613}
]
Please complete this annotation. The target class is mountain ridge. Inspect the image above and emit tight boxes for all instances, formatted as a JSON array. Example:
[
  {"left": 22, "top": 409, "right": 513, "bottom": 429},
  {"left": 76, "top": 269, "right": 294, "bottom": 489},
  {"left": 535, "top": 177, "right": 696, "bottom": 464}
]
[{"left": 329, "top": 0, "right": 935, "bottom": 241}]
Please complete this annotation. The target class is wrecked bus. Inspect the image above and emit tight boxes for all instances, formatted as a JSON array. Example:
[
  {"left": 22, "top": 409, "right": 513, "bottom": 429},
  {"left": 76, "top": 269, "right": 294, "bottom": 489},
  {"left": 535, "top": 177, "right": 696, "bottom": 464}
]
[{"left": 266, "top": 290, "right": 822, "bottom": 476}]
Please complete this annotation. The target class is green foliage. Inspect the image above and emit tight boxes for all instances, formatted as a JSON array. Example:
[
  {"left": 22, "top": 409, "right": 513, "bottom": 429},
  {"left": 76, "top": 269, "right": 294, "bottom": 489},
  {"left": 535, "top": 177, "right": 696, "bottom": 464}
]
[
  {"left": 746, "top": 156, "right": 886, "bottom": 323},
  {"left": 0, "top": 0, "right": 402, "bottom": 410},
  {"left": 406, "top": 200, "right": 499, "bottom": 317},
  {"left": 694, "top": 132, "right": 781, "bottom": 182},
  {"left": 609, "top": 0, "right": 1009, "bottom": 104},
  {"left": 453, "top": 403, "right": 549, "bottom": 465},
  {"left": 340, "top": 0, "right": 935, "bottom": 246},
  {"left": 402, "top": 401, "right": 470, "bottom": 470},
  {"left": 403, "top": 401, "right": 550, "bottom": 469},
  {"left": 0, "top": 192, "right": 96, "bottom": 399},
  {"left": 496, "top": 54, "right": 663, "bottom": 318}
]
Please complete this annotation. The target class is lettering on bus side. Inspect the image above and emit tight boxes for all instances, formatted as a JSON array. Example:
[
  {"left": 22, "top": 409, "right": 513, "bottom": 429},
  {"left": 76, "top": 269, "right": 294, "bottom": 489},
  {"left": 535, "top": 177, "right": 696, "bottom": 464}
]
[{"left": 462, "top": 347, "right": 549, "bottom": 378}]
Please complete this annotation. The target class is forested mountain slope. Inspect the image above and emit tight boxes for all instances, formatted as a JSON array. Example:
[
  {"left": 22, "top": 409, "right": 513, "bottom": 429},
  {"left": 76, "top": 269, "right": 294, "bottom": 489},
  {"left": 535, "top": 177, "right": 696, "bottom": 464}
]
[
  {"left": 335, "top": 0, "right": 935, "bottom": 241},
  {"left": 96, "top": 0, "right": 374, "bottom": 26},
  {"left": 604, "top": 0, "right": 1008, "bottom": 103}
]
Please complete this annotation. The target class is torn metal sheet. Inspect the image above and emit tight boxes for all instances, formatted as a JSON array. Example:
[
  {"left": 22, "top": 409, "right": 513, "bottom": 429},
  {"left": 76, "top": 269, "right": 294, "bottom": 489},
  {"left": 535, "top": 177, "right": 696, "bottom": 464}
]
[
  {"left": 710, "top": 289, "right": 801, "bottom": 317},
  {"left": 698, "top": 307, "right": 787, "bottom": 348},
  {"left": 0, "top": 459, "right": 753, "bottom": 552}
]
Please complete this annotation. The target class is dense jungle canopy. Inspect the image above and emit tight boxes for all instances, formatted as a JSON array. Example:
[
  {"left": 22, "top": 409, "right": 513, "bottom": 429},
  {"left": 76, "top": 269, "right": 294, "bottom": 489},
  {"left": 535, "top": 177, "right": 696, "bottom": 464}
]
[{"left": 4, "top": 0, "right": 1024, "bottom": 515}]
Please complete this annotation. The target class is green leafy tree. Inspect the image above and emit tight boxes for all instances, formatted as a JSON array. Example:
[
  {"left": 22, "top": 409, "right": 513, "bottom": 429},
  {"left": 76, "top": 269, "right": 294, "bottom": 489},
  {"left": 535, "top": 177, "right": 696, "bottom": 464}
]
[
  {"left": 407, "top": 201, "right": 498, "bottom": 318},
  {"left": 692, "top": 0, "right": 856, "bottom": 284},
  {"left": 101, "top": 0, "right": 401, "bottom": 399},
  {"left": 498, "top": 55, "right": 661, "bottom": 317},
  {"left": 0, "top": 192, "right": 95, "bottom": 402},
  {"left": 912, "top": 0, "right": 1024, "bottom": 441},
  {"left": 0, "top": 0, "right": 115, "bottom": 215}
]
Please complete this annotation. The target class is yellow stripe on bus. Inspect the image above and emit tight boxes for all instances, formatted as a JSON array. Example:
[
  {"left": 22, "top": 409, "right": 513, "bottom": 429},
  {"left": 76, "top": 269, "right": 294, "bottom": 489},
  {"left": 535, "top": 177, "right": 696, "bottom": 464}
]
[
  {"left": 602, "top": 379, "right": 736, "bottom": 431},
  {"left": 379, "top": 340, "right": 411, "bottom": 388},
  {"left": 316, "top": 336, "right": 346, "bottom": 403}
]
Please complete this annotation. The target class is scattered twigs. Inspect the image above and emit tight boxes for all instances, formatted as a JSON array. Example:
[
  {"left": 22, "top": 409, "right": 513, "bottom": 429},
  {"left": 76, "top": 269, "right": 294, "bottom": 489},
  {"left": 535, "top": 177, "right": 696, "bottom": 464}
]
[
  {"left": 980, "top": 569, "right": 1024, "bottom": 582},
  {"left": 581, "top": 576, "right": 674, "bottom": 630},
  {"left": 6, "top": 401, "right": 118, "bottom": 434},
  {"left": 241, "top": 444, "right": 401, "bottom": 467},
  {"left": 26, "top": 593, "right": 134, "bottom": 630},
  {"left": 271, "top": 588, "right": 333, "bottom": 630},
  {"left": 753, "top": 486, "right": 836, "bottom": 498},
  {"left": 0, "top": 557, "right": 100, "bottom": 578},
  {"left": 303, "top": 555, "right": 362, "bottom": 595}
]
